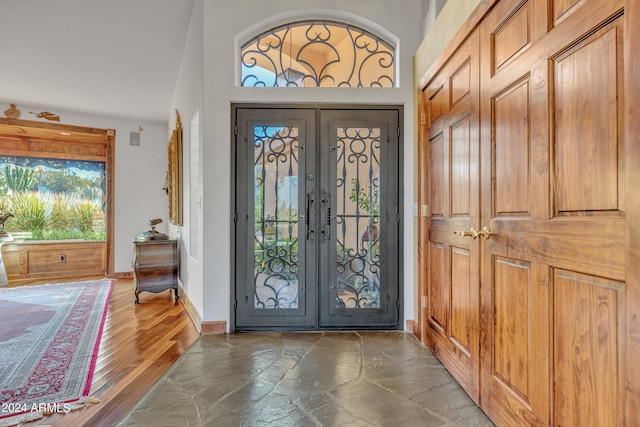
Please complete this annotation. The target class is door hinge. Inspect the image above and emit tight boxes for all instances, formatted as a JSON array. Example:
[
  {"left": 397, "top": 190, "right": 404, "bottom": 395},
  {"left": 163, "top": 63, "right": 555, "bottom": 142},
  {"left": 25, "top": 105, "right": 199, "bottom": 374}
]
[
  {"left": 234, "top": 299, "right": 238, "bottom": 310},
  {"left": 396, "top": 299, "right": 401, "bottom": 309},
  {"left": 397, "top": 127, "right": 400, "bottom": 137},
  {"left": 233, "top": 213, "right": 238, "bottom": 223},
  {"left": 234, "top": 125, "right": 238, "bottom": 136},
  {"left": 397, "top": 213, "right": 401, "bottom": 223}
]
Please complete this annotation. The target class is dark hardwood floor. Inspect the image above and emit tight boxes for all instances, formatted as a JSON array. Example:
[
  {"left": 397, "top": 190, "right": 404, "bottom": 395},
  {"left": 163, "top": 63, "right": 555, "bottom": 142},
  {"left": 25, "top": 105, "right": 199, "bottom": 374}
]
[{"left": 5, "top": 275, "right": 200, "bottom": 427}]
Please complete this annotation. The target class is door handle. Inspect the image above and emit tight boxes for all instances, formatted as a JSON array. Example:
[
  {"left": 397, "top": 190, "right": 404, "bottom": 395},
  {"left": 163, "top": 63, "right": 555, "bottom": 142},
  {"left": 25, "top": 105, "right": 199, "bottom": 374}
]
[
  {"left": 477, "top": 226, "right": 491, "bottom": 240},
  {"left": 454, "top": 228, "right": 478, "bottom": 239},
  {"left": 320, "top": 190, "right": 331, "bottom": 242},
  {"left": 325, "top": 193, "right": 332, "bottom": 241},
  {"left": 305, "top": 192, "right": 315, "bottom": 241},
  {"left": 305, "top": 193, "right": 310, "bottom": 240},
  {"left": 453, "top": 227, "right": 491, "bottom": 240}
]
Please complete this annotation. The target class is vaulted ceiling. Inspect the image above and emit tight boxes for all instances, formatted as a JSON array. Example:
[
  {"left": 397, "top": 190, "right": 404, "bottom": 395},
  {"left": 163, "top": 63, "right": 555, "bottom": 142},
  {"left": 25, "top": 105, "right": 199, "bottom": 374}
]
[{"left": 0, "top": 0, "right": 194, "bottom": 122}]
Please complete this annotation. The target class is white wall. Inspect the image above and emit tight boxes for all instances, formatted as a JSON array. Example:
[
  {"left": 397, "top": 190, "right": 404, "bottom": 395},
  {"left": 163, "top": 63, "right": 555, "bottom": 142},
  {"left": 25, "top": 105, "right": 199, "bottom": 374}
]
[
  {"left": 170, "top": 0, "right": 423, "bottom": 328},
  {"left": 0, "top": 101, "right": 169, "bottom": 274},
  {"left": 171, "top": 0, "right": 204, "bottom": 319}
]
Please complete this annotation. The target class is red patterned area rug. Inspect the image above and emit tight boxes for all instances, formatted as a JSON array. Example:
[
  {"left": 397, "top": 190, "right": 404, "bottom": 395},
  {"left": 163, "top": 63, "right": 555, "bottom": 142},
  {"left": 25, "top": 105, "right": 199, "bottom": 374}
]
[{"left": 0, "top": 279, "right": 113, "bottom": 426}]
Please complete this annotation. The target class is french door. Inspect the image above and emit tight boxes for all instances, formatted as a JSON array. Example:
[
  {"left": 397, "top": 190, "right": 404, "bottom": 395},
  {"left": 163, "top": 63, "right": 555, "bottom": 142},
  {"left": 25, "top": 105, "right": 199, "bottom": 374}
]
[{"left": 234, "top": 107, "right": 400, "bottom": 329}]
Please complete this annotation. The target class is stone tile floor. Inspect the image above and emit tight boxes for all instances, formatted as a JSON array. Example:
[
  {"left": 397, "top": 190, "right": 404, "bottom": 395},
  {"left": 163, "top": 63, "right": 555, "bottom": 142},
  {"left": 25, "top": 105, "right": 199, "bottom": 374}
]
[{"left": 117, "top": 331, "right": 495, "bottom": 426}]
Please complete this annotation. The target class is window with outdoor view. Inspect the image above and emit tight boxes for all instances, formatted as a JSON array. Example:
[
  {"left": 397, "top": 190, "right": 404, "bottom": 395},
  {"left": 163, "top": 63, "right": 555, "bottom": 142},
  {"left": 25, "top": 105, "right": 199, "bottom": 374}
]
[
  {"left": 0, "top": 155, "right": 106, "bottom": 241},
  {"left": 241, "top": 20, "right": 395, "bottom": 88}
]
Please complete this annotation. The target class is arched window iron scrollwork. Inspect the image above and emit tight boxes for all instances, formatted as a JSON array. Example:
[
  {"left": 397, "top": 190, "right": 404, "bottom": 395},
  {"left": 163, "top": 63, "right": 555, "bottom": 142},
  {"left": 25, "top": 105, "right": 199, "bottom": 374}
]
[{"left": 241, "top": 20, "right": 395, "bottom": 88}]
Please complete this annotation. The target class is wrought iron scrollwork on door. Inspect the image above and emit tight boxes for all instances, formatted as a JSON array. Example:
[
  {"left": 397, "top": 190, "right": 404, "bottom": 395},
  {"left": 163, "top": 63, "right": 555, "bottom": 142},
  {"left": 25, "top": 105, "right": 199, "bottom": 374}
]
[
  {"left": 335, "top": 127, "right": 382, "bottom": 308},
  {"left": 253, "top": 126, "right": 300, "bottom": 309}
]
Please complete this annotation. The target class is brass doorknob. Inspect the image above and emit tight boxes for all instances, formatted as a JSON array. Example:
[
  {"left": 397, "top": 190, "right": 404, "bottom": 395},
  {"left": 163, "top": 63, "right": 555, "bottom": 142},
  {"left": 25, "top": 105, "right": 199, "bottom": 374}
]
[
  {"left": 454, "top": 229, "right": 478, "bottom": 239},
  {"left": 454, "top": 227, "right": 491, "bottom": 240},
  {"left": 477, "top": 226, "right": 491, "bottom": 240}
]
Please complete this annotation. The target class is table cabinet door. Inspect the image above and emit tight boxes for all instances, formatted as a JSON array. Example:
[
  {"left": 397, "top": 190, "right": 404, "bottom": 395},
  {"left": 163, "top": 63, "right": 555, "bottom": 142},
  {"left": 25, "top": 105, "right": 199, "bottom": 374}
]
[{"left": 133, "top": 240, "right": 178, "bottom": 303}]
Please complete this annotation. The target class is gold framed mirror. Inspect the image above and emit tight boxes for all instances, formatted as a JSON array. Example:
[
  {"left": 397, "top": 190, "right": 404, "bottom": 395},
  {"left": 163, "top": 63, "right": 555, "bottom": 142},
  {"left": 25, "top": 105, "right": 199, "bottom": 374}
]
[{"left": 168, "top": 110, "right": 182, "bottom": 225}]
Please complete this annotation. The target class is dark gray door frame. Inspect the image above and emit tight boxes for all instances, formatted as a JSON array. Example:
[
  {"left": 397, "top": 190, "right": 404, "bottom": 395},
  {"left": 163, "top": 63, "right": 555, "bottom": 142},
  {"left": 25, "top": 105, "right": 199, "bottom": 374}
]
[{"left": 230, "top": 103, "right": 404, "bottom": 331}]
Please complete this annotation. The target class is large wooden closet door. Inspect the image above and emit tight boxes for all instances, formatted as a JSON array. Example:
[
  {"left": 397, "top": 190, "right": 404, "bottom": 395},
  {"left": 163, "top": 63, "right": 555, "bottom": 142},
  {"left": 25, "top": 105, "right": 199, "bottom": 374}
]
[
  {"left": 479, "top": 0, "right": 627, "bottom": 425},
  {"left": 422, "top": 30, "right": 481, "bottom": 402}
]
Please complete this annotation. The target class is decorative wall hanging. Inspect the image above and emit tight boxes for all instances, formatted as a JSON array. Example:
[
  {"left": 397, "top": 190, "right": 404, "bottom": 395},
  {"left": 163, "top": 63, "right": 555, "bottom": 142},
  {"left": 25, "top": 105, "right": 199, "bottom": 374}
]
[
  {"left": 168, "top": 110, "right": 183, "bottom": 225},
  {"left": 3, "top": 104, "right": 21, "bottom": 119},
  {"left": 30, "top": 111, "right": 60, "bottom": 121}
]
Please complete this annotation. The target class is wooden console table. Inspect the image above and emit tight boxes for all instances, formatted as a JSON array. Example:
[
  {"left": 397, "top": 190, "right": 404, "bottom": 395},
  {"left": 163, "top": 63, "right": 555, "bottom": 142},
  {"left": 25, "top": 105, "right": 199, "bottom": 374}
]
[{"left": 132, "top": 239, "right": 179, "bottom": 303}]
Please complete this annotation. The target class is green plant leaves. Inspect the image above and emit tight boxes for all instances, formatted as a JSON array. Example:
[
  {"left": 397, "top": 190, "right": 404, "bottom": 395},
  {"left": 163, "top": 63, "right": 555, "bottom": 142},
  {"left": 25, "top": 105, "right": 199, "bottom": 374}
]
[{"left": 4, "top": 192, "right": 105, "bottom": 240}]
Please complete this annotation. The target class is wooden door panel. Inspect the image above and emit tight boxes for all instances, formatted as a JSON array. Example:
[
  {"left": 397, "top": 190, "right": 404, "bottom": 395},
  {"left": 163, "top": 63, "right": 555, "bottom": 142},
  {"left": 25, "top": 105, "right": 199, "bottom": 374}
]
[
  {"left": 428, "top": 84, "right": 447, "bottom": 127},
  {"left": 451, "top": 118, "right": 471, "bottom": 216},
  {"left": 553, "top": 22, "right": 624, "bottom": 214},
  {"left": 493, "top": 80, "right": 531, "bottom": 216},
  {"left": 428, "top": 242, "right": 447, "bottom": 332},
  {"left": 429, "top": 133, "right": 447, "bottom": 218},
  {"left": 553, "top": 0, "right": 584, "bottom": 24},
  {"left": 492, "top": 1, "right": 532, "bottom": 72},
  {"left": 451, "top": 62, "right": 471, "bottom": 107},
  {"left": 450, "top": 247, "right": 471, "bottom": 352},
  {"left": 554, "top": 269, "right": 622, "bottom": 427},
  {"left": 483, "top": 258, "right": 551, "bottom": 426},
  {"left": 429, "top": 247, "right": 473, "bottom": 392},
  {"left": 492, "top": 257, "right": 531, "bottom": 400},
  {"left": 430, "top": 324, "right": 472, "bottom": 393}
]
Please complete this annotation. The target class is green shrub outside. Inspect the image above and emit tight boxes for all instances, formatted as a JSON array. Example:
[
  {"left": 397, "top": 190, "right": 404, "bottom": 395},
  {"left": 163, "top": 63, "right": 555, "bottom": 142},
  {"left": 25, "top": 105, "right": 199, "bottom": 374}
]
[
  {"left": 3, "top": 192, "right": 105, "bottom": 240},
  {"left": 0, "top": 163, "right": 105, "bottom": 241}
]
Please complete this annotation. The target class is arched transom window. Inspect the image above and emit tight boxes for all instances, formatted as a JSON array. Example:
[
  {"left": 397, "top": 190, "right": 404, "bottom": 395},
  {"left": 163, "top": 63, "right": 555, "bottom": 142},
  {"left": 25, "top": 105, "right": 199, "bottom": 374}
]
[{"left": 241, "top": 20, "right": 395, "bottom": 88}]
